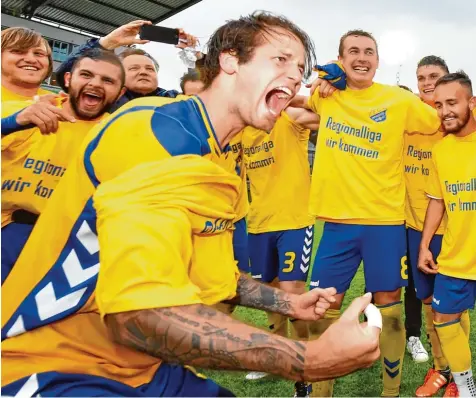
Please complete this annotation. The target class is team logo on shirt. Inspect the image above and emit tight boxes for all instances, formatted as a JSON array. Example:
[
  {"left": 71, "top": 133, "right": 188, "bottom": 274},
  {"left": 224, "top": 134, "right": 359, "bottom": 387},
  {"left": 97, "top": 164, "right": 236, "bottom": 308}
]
[
  {"left": 369, "top": 109, "right": 387, "bottom": 123},
  {"left": 201, "top": 219, "right": 233, "bottom": 234}
]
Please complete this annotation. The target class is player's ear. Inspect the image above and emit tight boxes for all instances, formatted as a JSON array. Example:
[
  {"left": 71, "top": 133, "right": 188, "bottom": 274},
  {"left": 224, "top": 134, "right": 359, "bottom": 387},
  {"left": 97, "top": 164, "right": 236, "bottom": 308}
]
[
  {"left": 64, "top": 72, "right": 72, "bottom": 89},
  {"left": 469, "top": 96, "right": 476, "bottom": 112},
  {"left": 219, "top": 50, "right": 239, "bottom": 76}
]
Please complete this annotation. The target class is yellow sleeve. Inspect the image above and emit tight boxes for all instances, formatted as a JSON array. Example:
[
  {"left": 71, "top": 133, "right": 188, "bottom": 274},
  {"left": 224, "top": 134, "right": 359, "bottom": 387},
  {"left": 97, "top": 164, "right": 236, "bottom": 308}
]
[
  {"left": 307, "top": 91, "right": 322, "bottom": 115},
  {"left": 94, "top": 184, "right": 202, "bottom": 317},
  {"left": 405, "top": 94, "right": 441, "bottom": 135},
  {"left": 425, "top": 158, "right": 444, "bottom": 200},
  {"left": 281, "top": 111, "right": 311, "bottom": 141}
]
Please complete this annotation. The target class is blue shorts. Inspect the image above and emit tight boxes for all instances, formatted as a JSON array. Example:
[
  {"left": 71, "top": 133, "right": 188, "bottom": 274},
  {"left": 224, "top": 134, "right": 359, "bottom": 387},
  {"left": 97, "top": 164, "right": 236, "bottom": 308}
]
[
  {"left": 233, "top": 218, "right": 250, "bottom": 273},
  {"left": 407, "top": 227, "right": 443, "bottom": 300},
  {"left": 1, "top": 222, "right": 34, "bottom": 284},
  {"left": 432, "top": 273, "right": 476, "bottom": 314},
  {"left": 2, "top": 365, "right": 234, "bottom": 397},
  {"left": 249, "top": 225, "right": 314, "bottom": 283},
  {"left": 310, "top": 222, "right": 407, "bottom": 294}
]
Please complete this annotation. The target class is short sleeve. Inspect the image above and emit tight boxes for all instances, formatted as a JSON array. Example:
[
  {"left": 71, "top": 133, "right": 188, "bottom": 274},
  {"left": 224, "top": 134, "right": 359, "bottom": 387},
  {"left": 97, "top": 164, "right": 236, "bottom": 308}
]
[
  {"left": 94, "top": 175, "right": 202, "bottom": 317},
  {"left": 281, "top": 111, "right": 311, "bottom": 141},
  {"left": 307, "top": 90, "right": 322, "bottom": 116},
  {"left": 425, "top": 158, "right": 443, "bottom": 200},
  {"left": 405, "top": 94, "right": 440, "bottom": 136}
]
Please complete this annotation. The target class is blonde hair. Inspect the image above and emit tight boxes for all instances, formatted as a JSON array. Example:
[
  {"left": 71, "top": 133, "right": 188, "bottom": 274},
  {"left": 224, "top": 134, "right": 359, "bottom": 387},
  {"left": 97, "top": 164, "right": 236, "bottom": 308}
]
[{"left": 1, "top": 27, "right": 53, "bottom": 78}]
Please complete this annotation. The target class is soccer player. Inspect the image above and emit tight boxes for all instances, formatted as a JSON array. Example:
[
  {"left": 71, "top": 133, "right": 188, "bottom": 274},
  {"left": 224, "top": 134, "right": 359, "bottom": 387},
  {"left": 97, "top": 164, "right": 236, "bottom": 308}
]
[
  {"left": 419, "top": 71, "right": 476, "bottom": 398},
  {"left": 406, "top": 56, "right": 453, "bottom": 397},
  {"left": 1, "top": 48, "right": 125, "bottom": 283},
  {"left": 1, "top": 27, "right": 53, "bottom": 102},
  {"left": 1, "top": 13, "right": 381, "bottom": 397},
  {"left": 242, "top": 108, "right": 317, "bottom": 389},
  {"left": 302, "top": 30, "right": 441, "bottom": 397}
]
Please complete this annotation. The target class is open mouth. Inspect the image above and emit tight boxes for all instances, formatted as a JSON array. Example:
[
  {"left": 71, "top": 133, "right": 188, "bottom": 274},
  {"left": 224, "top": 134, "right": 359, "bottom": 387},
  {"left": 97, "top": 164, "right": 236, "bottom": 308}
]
[
  {"left": 352, "top": 65, "right": 370, "bottom": 74},
  {"left": 81, "top": 91, "right": 104, "bottom": 108},
  {"left": 19, "top": 65, "right": 39, "bottom": 71},
  {"left": 443, "top": 116, "right": 456, "bottom": 122},
  {"left": 265, "top": 86, "right": 293, "bottom": 116},
  {"left": 423, "top": 88, "right": 434, "bottom": 94}
]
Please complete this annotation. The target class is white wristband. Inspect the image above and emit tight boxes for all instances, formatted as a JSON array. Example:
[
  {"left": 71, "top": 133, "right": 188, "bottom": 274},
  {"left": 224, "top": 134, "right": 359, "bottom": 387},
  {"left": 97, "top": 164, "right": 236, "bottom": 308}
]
[{"left": 364, "top": 303, "right": 382, "bottom": 330}]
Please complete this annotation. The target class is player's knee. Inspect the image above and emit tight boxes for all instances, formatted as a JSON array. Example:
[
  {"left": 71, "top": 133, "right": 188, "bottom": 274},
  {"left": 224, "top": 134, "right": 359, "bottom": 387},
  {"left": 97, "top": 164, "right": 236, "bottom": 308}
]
[
  {"left": 278, "top": 280, "right": 306, "bottom": 294},
  {"left": 433, "top": 311, "right": 462, "bottom": 324},
  {"left": 373, "top": 288, "right": 402, "bottom": 305}
]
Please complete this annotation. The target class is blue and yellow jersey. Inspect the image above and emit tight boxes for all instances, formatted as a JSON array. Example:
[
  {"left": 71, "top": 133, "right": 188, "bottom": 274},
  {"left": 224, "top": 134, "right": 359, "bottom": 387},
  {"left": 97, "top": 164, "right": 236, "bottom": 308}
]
[
  {"left": 229, "top": 131, "right": 249, "bottom": 221},
  {"left": 308, "top": 83, "right": 440, "bottom": 225},
  {"left": 242, "top": 112, "right": 313, "bottom": 233},
  {"left": 1, "top": 96, "right": 241, "bottom": 388},
  {"left": 1, "top": 101, "right": 102, "bottom": 226},
  {"left": 425, "top": 131, "right": 476, "bottom": 280}
]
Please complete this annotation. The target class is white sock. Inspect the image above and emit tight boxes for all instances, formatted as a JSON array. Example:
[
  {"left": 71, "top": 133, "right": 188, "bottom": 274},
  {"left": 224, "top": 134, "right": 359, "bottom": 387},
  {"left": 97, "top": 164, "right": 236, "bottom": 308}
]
[{"left": 452, "top": 369, "right": 476, "bottom": 397}]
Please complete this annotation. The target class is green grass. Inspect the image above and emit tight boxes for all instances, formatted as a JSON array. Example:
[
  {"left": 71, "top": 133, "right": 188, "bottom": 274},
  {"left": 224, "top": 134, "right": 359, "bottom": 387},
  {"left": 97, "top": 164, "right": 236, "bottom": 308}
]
[{"left": 201, "top": 222, "right": 476, "bottom": 397}]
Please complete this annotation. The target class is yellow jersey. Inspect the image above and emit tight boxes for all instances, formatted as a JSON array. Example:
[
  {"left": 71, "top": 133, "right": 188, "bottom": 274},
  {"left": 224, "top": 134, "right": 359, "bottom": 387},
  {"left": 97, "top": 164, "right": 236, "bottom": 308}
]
[
  {"left": 425, "top": 131, "right": 476, "bottom": 280},
  {"left": 308, "top": 83, "right": 440, "bottom": 225},
  {"left": 243, "top": 112, "right": 313, "bottom": 233},
  {"left": 1, "top": 85, "right": 51, "bottom": 102},
  {"left": 229, "top": 131, "right": 249, "bottom": 221},
  {"left": 1, "top": 96, "right": 240, "bottom": 388},
  {"left": 1, "top": 101, "right": 103, "bottom": 227},
  {"left": 404, "top": 131, "right": 447, "bottom": 234}
]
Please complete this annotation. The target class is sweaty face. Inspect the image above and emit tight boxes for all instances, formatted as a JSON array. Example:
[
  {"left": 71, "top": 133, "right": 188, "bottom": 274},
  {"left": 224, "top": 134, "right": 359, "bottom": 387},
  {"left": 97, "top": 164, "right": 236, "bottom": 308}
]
[
  {"left": 122, "top": 55, "right": 158, "bottom": 94},
  {"left": 417, "top": 65, "right": 447, "bottom": 105},
  {"left": 1, "top": 44, "right": 50, "bottom": 87},
  {"left": 434, "top": 81, "right": 472, "bottom": 134},
  {"left": 67, "top": 58, "right": 123, "bottom": 120},
  {"left": 339, "top": 35, "right": 378, "bottom": 89},
  {"left": 234, "top": 27, "right": 306, "bottom": 131},
  {"left": 183, "top": 80, "right": 205, "bottom": 95}
]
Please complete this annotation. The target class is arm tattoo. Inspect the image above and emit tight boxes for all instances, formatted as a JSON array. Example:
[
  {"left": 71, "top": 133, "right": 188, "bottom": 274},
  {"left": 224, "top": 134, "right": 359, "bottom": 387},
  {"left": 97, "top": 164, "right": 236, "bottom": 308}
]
[
  {"left": 224, "top": 273, "right": 293, "bottom": 316},
  {"left": 106, "top": 304, "right": 306, "bottom": 381}
]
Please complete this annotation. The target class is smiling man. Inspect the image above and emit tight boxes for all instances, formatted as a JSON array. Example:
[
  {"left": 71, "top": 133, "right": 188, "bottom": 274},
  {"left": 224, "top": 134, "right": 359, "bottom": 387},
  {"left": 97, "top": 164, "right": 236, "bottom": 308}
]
[
  {"left": 1, "top": 12, "right": 381, "bottom": 398},
  {"left": 1, "top": 48, "right": 125, "bottom": 284},
  {"left": 303, "top": 30, "right": 442, "bottom": 397},
  {"left": 1, "top": 27, "right": 53, "bottom": 102},
  {"left": 419, "top": 71, "right": 476, "bottom": 398}
]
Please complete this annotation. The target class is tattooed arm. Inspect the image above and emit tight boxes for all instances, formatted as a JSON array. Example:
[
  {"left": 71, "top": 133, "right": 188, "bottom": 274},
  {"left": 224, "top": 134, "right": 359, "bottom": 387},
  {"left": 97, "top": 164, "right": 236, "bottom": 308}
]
[
  {"left": 106, "top": 303, "right": 308, "bottom": 381},
  {"left": 224, "top": 272, "right": 295, "bottom": 316},
  {"left": 106, "top": 296, "right": 381, "bottom": 382}
]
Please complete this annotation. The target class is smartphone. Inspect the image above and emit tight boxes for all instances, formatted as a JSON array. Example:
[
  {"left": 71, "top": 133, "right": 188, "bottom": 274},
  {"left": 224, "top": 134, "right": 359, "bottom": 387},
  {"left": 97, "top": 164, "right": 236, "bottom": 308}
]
[{"left": 139, "top": 25, "right": 180, "bottom": 45}]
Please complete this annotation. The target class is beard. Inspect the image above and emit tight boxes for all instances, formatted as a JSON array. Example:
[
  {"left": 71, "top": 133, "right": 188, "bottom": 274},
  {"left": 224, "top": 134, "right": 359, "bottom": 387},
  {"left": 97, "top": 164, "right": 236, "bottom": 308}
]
[
  {"left": 69, "top": 85, "right": 117, "bottom": 120},
  {"left": 444, "top": 108, "right": 471, "bottom": 134}
]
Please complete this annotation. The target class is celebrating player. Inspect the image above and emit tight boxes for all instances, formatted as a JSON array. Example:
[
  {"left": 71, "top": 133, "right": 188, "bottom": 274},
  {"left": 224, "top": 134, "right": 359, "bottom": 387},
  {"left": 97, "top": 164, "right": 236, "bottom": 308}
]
[
  {"left": 1, "top": 48, "right": 125, "bottom": 283},
  {"left": 302, "top": 30, "right": 441, "bottom": 397},
  {"left": 1, "top": 13, "right": 380, "bottom": 397},
  {"left": 419, "top": 71, "right": 476, "bottom": 398}
]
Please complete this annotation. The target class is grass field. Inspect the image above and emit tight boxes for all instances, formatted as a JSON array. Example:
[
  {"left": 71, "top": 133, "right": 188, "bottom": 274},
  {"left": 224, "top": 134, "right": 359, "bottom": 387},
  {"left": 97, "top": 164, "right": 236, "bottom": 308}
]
[{"left": 201, "top": 222, "right": 476, "bottom": 397}]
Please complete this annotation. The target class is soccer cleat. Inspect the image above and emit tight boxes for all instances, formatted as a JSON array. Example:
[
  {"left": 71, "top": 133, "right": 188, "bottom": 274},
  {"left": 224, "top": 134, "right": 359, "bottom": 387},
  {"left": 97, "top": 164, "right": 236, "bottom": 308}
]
[
  {"left": 443, "top": 382, "right": 459, "bottom": 397},
  {"left": 407, "top": 336, "right": 429, "bottom": 363},
  {"left": 245, "top": 371, "right": 268, "bottom": 380},
  {"left": 294, "top": 382, "right": 310, "bottom": 397},
  {"left": 416, "top": 368, "right": 448, "bottom": 397}
]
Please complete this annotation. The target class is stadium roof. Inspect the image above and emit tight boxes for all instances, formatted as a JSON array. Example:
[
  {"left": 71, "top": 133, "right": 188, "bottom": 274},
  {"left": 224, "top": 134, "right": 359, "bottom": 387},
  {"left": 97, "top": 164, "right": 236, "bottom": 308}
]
[{"left": 1, "top": 0, "right": 203, "bottom": 37}]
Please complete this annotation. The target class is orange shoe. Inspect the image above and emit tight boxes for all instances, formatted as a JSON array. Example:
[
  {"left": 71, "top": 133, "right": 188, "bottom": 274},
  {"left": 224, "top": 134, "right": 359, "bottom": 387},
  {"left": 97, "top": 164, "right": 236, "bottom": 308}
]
[
  {"left": 416, "top": 368, "right": 449, "bottom": 397},
  {"left": 443, "top": 382, "right": 459, "bottom": 397}
]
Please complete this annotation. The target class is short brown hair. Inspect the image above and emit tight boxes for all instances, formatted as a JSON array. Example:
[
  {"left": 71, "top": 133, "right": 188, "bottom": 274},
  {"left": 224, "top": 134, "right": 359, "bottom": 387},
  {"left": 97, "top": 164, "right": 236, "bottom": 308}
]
[
  {"left": 118, "top": 47, "right": 159, "bottom": 71},
  {"left": 201, "top": 11, "right": 316, "bottom": 89},
  {"left": 338, "top": 29, "right": 378, "bottom": 57},
  {"left": 1, "top": 27, "right": 53, "bottom": 78}
]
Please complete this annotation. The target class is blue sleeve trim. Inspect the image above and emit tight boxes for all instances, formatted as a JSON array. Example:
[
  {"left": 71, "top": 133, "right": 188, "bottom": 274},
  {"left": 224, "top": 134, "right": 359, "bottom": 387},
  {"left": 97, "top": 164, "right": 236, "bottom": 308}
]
[{"left": 1, "top": 110, "right": 34, "bottom": 136}]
